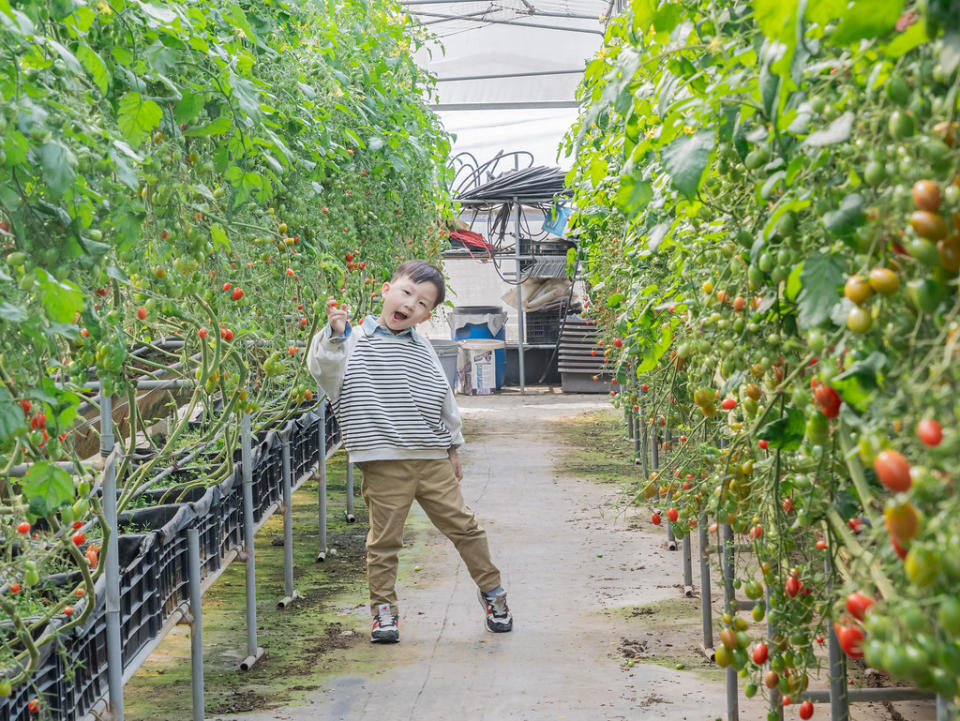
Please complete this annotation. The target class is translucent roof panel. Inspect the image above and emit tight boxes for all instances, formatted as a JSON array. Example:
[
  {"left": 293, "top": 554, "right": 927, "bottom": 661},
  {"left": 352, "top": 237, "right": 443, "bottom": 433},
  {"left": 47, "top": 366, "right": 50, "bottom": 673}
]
[
  {"left": 405, "top": 0, "right": 608, "bottom": 171},
  {"left": 409, "top": 0, "right": 607, "bottom": 108}
]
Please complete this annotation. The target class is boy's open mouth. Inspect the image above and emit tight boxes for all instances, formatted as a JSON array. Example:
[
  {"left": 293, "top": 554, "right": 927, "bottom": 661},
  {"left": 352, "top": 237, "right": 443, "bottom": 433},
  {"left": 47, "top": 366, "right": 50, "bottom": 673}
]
[{"left": 393, "top": 311, "right": 408, "bottom": 322}]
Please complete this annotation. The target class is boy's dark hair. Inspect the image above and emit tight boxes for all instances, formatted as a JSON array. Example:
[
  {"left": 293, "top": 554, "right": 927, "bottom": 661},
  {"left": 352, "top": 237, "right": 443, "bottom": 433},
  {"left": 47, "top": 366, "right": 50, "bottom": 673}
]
[{"left": 392, "top": 260, "right": 445, "bottom": 308}]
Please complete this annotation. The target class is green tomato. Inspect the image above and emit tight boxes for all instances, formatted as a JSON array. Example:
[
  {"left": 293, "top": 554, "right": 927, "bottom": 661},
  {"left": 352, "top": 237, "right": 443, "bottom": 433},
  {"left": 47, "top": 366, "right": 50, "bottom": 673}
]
[
  {"left": 24, "top": 569, "right": 40, "bottom": 586},
  {"left": 906, "top": 278, "right": 944, "bottom": 314},
  {"left": 888, "top": 110, "right": 915, "bottom": 139},
  {"left": 863, "top": 161, "right": 886, "bottom": 187}
]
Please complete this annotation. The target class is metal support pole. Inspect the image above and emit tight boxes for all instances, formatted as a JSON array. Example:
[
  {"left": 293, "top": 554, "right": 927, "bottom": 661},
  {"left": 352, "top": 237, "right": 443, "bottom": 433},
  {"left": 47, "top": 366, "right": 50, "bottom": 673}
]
[
  {"left": 239, "top": 413, "right": 264, "bottom": 670},
  {"left": 514, "top": 197, "right": 525, "bottom": 393},
  {"left": 665, "top": 430, "right": 676, "bottom": 551},
  {"left": 345, "top": 461, "right": 356, "bottom": 523},
  {"left": 825, "top": 555, "right": 849, "bottom": 721},
  {"left": 640, "top": 403, "right": 648, "bottom": 479},
  {"left": 632, "top": 413, "right": 640, "bottom": 458},
  {"left": 316, "top": 401, "right": 329, "bottom": 561},
  {"left": 278, "top": 430, "right": 301, "bottom": 609},
  {"left": 100, "top": 391, "right": 124, "bottom": 721},
  {"left": 651, "top": 424, "right": 659, "bottom": 474},
  {"left": 938, "top": 696, "right": 956, "bottom": 721},
  {"left": 625, "top": 405, "right": 634, "bottom": 439},
  {"left": 187, "top": 528, "right": 204, "bottom": 721},
  {"left": 698, "top": 515, "right": 714, "bottom": 661},
  {"left": 722, "top": 523, "right": 739, "bottom": 721},
  {"left": 682, "top": 532, "right": 693, "bottom": 596}
]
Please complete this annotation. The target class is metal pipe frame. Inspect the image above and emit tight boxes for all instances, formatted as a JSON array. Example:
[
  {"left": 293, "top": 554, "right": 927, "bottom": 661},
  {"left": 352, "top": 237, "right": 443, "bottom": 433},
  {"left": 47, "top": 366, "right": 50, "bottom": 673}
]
[
  {"left": 682, "top": 532, "right": 693, "bottom": 596},
  {"left": 665, "top": 429, "right": 676, "bottom": 551},
  {"left": 825, "top": 554, "right": 849, "bottom": 720},
  {"left": 100, "top": 391, "right": 124, "bottom": 721},
  {"left": 239, "top": 413, "right": 265, "bottom": 670},
  {"left": 187, "top": 528, "right": 204, "bottom": 721},
  {"left": 639, "top": 402, "right": 648, "bottom": 479},
  {"left": 278, "top": 430, "right": 301, "bottom": 609},
  {"left": 345, "top": 461, "right": 356, "bottom": 523},
  {"left": 513, "top": 198, "right": 526, "bottom": 393}
]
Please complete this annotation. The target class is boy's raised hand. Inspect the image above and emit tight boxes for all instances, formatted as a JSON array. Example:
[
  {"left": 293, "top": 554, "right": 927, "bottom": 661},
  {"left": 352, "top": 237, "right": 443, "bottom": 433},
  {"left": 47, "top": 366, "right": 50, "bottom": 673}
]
[{"left": 326, "top": 297, "right": 349, "bottom": 337}]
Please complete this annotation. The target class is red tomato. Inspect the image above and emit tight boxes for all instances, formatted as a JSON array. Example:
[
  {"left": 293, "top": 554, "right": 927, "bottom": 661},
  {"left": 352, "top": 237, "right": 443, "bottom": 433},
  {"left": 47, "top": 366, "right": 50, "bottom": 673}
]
[
  {"left": 222, "top": 282, "right": 231, "bottom": 291},
  {"left": 198, "top": 328, "right": 208, "bottom": 339},
  {"left": 641, "top": 384, "right": 649, "bottom": 392},
  {"left": 28, "top": 698, "right": 40, "bottom": 713},
  {"left": 289, "top": 346, "right": 297, "bottom": 356},
  {"left": 9, "top": 582, "right": 20, "bottom": 593},
  {"left": 286, "top": 268, "right": 295, "bottom": 276},
  {"left": 72, "top": 532, "right": 85, "bottom": 546},
  {"left": 651, "top": 513, "right": 661, "bottom": 526},
  {"left": 813, "top": 384, "right": 841, "bottom": 418},
  {"left": 752, "top": 643, "right": 768, "bottom": 664},
  {"left": 64, "top": 606, "right": 74, "bottom": 617},
  {"left": 721, "top": 398, "right": 737, "bottom": 410},
  {"left": 680, "top": 435, "right": 687, "bottom": 442},
  {"left": 785, "top": 576, "right": 801, "bottom": 597},
  {"left": 136, "top": 307, "right": 147, "bottom": 321},
  {"left": 17, "top": 522, "right": 29, "bottom": 534},
  {"left": 782, "top": 498, "right": 794, "bottom": 511},
  {"left": 844, "top": 592, "right": 874, "bottom": 622},
  {"left": 19, "top": 399, "right": 30, "bottom": 415},
  {"left": 613, "top": 338, "right": 623, "bottom": 348},
  {"left": 799, "top": 700, "right": 814, "bottom": 719},
  {"left": 222, "top": 329, "right": 234, "bottom": 341},
  {"left": 916, "top": 418, "right": 942, "bottom": 447},
  {"left": 834, "top": 622, "right": 864, "bottom": 658},
  {"left": 759, "top": 439, "right": 769, "bottom": 450},
  {"left": 667, "top": 508, "right": 679, "bottom": 523},
  {"left": 873, "top": 450, "right": 911, "bottom": 492},
  {"left": 231, "top": 287, "right": 243, "bottom": 301}
]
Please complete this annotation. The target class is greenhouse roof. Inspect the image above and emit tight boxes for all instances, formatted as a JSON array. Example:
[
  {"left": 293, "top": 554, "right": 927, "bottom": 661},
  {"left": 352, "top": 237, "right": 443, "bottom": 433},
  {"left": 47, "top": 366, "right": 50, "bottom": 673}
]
[{"left": 407, "top": 0, "right": 616, "bottom": 167}]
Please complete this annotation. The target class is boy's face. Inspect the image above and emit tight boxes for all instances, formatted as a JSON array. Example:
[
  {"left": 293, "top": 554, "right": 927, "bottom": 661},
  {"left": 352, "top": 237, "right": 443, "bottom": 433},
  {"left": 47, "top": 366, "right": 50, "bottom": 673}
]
[{"left": 378, "top": 275, "right": 438, "bottom": 333}]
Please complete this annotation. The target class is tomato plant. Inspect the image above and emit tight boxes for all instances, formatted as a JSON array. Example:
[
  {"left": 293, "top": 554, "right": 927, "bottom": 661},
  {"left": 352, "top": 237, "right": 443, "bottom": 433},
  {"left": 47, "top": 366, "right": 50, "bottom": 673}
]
[{"left": 564, "top": 0, "right": 960, "bottom": 705}]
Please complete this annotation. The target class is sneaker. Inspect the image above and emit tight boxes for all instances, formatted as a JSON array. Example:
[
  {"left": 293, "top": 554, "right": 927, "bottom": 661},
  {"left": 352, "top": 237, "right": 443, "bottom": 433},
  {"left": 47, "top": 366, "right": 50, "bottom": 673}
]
[
  {"left": 371, "top": 603, "right": 399, "bottom": 643},
  {"left": 477, "top": 589, "right": 513, "bottom": 633}
]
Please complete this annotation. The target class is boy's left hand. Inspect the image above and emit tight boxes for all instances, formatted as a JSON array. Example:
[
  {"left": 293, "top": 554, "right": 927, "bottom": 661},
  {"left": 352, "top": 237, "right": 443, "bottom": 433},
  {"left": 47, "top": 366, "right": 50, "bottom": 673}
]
[{"left": 448, "top": 447, "right": 463, "bottom": 481}]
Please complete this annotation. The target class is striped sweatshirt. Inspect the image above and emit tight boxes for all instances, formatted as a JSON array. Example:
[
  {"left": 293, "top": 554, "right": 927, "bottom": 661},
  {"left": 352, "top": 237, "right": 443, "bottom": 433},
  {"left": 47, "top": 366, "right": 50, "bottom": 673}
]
[{"left": 306, "top": 316, "right": 464, "bottom": 463}]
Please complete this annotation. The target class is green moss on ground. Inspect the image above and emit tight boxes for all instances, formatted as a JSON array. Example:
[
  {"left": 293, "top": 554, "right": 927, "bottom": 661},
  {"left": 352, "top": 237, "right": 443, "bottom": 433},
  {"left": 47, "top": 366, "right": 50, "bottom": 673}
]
[
  {"left": 612, "top": 598, "right": 723, "bottom": 683},
  {"left": 555, "top": 409, "right": 637, "bottom": 484},
  {"left": 125, "top": 452, "right": 375, "bottom": 720}
]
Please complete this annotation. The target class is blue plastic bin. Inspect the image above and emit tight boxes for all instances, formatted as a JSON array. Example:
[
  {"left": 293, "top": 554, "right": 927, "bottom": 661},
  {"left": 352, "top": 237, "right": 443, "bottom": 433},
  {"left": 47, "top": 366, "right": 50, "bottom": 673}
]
[{"left": 450, "top": 306, "right": 506, "bottom": 388}]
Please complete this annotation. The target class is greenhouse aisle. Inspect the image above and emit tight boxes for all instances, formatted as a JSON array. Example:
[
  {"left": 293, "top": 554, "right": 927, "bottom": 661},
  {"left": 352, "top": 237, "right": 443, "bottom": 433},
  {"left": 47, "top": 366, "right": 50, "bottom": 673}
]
[{"left": 236, "top": 391, "right": 756, "bottom": 721}]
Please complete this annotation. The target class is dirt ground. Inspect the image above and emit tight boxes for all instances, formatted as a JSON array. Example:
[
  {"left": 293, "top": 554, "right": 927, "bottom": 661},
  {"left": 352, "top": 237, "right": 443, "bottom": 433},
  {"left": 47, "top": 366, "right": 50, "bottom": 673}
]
[{"left": 126, "top": 390, "right": 939, "bottom": 721}]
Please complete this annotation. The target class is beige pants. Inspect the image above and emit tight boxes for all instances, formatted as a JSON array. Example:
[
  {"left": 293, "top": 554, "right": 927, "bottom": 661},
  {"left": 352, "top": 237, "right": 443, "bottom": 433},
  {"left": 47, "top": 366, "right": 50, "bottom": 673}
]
[{"left": 359, "top": 458, "right": 501, "bottom": 615}]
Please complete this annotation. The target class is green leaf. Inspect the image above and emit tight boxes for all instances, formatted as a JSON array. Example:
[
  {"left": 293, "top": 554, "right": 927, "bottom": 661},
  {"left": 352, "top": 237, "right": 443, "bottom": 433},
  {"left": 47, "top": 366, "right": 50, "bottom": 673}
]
[
  {"left": 614, "top": 176, "right": 653, "bottom": 215},
  {"left": 754, "top": 0, "right": 795, "bottom": 44},
  {"left": 175, "top": 91, "right": 205, "bottom": 124},
  {"left": 36, "top": 269, "right": 84, "bottom": 324},
  {"left": 40, "top": 141, "right": 76, "bottom": 198},
  {"left": 660, "top": 131, "right": 714, "bottom": 200},
  {"left": 804, "top": 111, "right": 853, "bottom": 147},
  {"left": 0, "top": 301, "right": 27, "bottom": 323},
  {"left": 833, "top": 352, "right": 888, "bottom": 412},
  {"left": 607, "top": 292, "right": 625, "bottom": 308},
  {"left": 823, "top": 193, "right": 865, "bottom": 237},
  {"left": 785, "top": 261, "right": 804, "bottom": 301},
  {"left": 183, "top": 116, "right": 232, "bottom": 137},
  {"left": 829, "top": 0, "right": 905, "bottom": 45},
  {"left": 77, "top": 45, "right": 109, "bottom": 94},
  {"left": 0, "top": 387, "right": 24, "bottom": 444},
  {"left": 210, "top": 225, "right": 231, "bottom": 251},
  {"left": 22, "top": 461, "right": 75, "bottom": 517},
  {"left": 5, "top": 128, "right": 28, "bottom": 166},
  {"left": 118, "top": 92, "right": 163, "bottom": 148},
  {"left": 797, "top": 253, "right": 845, "bottom": 329},
  {"left": 882, "top": 21, "right": 927, "bottom": 58},
  {"left": 943, "top": 27, "right": 960, "bottom": 76},
  {"left": 757, "top": 408, "right": 806, "bottom": 450}
]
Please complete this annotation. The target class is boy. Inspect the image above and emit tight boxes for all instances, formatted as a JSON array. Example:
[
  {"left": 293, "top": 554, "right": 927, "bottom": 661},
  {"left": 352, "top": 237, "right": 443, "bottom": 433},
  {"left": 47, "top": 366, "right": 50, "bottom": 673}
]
[{"left": 307, "top": 260, "right": 512, "bottom": 643}]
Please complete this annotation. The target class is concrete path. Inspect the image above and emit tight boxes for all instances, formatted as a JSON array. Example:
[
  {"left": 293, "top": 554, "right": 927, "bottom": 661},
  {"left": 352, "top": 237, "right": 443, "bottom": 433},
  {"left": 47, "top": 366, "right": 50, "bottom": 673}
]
[{"left": 234, "top": 391, "right": 762, "bottom": 721}]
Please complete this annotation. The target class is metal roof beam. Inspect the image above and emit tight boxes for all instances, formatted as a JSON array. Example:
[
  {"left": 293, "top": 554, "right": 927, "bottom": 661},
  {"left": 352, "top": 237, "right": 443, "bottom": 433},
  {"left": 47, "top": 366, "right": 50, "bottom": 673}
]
[
  {"left": 438, "top": 68, "right": 584, "bottom": 81},
  {"left": 432, "top": 100, "right": 580, "bottom": 110},
  {"left": 410, "top": 10, "right": 603, "bottom": 34}
]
